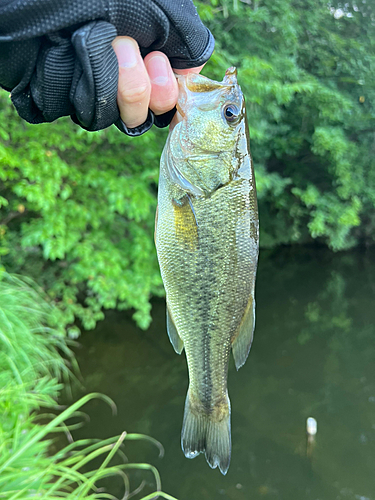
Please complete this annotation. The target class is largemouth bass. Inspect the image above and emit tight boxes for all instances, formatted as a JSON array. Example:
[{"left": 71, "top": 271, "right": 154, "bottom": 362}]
[{"left": 155, "top": 67, "right": 258, "bottom": 475}]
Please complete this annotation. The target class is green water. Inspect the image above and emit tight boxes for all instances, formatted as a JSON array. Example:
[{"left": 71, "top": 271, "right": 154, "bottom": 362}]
[{"left": 71, "top": 247, "right": 375, "bottom": 500}]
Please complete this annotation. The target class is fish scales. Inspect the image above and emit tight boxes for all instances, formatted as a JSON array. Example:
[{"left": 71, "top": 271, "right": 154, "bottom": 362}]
[
  {"left": 155, "top": 68, "right": 259, "bottom": 475},
  {"left": 158, "top": 181, "right": 254, "bottom": 398}
]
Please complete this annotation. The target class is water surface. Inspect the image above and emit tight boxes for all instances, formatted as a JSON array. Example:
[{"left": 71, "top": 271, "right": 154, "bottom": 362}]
[{"left": 71, "top": 247, "right": 375, "bottom": 500}]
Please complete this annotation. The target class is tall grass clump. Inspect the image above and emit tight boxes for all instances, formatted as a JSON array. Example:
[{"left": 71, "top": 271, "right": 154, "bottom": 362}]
[{"left": 0, "top": 273, "right": 177, "bottom": 499}]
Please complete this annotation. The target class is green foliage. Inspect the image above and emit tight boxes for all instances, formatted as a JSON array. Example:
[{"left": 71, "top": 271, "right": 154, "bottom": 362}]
[
  {"left": 0, "top": 273, "right": 72, "bottom": 394},
  {"left": 0, "top": 102, "right": 165, "bottom": 330},
  {"left": 0, "top": 274, "right": 177, "bottom": 499},
  {"left": 1, "top": 0, "right": 374, "bottom": 328},
  {"left": 197, "top": 0, "right": 375, "bottom": 249}
]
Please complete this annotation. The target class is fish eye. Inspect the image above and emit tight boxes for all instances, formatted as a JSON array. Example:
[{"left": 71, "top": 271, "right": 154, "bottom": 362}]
[{"left": 223, "top": 104, "right": 240, "bottom": 124}]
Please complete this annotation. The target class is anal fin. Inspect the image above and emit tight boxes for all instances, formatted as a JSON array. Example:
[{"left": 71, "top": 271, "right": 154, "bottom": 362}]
[
  {"left": 232, "top": 297, "right": 255, "bottom": 370},
  {"left": 167, "top": 305, "right": 184, "bottom": 354}
]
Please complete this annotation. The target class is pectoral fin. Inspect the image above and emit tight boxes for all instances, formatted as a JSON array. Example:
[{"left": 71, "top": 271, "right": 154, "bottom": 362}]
[
  {"left": 173, "top": 196, "right": 199, "bottom": 251},
  {"left": 167, "top": 305, "right": 184, "bottom": 354},
  {"left": 231, "top": 297, "right": 255, "bottom": 370}
]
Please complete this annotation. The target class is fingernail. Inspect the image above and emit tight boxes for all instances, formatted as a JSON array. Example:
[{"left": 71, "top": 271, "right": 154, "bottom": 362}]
[
  {"left": 113, "top": 39, "right": 138, "bottom": 68},
  {"left": 146, "top": 56, "right": 169, "bottom": 86}
]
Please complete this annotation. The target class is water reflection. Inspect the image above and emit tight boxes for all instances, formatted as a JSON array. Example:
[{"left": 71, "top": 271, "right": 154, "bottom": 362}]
[{"left": 70, "top": 248, "right": 375, "bottom": 499}]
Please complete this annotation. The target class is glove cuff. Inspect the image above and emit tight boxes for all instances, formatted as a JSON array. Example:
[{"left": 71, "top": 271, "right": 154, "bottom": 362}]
[{"left": 114, "top": 107, "right": 176, "bottom": 136}]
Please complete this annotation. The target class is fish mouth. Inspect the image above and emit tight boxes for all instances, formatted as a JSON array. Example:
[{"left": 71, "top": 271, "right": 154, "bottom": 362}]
[
  {"left": 223, "top": 67, "right": 237, "bottom": 85},
  {"left": 169, "top": 107, "right": 184, "bottom": 131},
  {"left": 169, "top": 74, "right": 188, "bottom": 131},
  {"left": 170, "top": 67, "right": 240, "bottom": 131}
]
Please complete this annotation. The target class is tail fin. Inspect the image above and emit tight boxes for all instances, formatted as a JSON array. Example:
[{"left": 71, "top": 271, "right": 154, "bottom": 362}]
[{"left": 181, "top": 391, "right": 231, "bottom": 475}]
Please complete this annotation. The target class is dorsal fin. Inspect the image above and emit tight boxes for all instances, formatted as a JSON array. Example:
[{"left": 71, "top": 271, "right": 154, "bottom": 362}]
[{"left": 154, "top": 204, "right": 158, "bottom": 245}]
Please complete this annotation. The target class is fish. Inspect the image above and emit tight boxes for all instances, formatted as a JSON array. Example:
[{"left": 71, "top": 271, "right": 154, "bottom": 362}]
[{"left": 155, "top": 67, "right": 259, "bottom": 475}]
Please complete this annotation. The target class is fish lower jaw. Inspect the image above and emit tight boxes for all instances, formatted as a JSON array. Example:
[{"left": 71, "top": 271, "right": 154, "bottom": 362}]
[{"left": 169, "top": 109, "right": 184, "bottom": 131}]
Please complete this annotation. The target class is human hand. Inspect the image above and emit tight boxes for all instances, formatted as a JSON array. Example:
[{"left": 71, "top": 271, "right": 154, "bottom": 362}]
[
  {"left": 1, "top": 0, "right": 214, "bottom": 133},
  {"left": 112, "top": 36, "right": 204, "bottom": 130}
]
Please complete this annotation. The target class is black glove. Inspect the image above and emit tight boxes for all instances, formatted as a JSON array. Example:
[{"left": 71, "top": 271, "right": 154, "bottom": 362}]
[{"left": 0, "top": 0, "right": 214, "bottom": 135}]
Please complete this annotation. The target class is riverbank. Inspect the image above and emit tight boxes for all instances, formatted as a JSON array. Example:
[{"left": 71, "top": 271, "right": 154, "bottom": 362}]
[{"left": 0, "top": 274, "right": 176, "bottom": 499}]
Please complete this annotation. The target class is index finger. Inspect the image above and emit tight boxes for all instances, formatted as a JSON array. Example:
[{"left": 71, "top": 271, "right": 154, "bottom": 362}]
[{"left": 112, "top": 36, "right": 151, "bottom": 129}]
